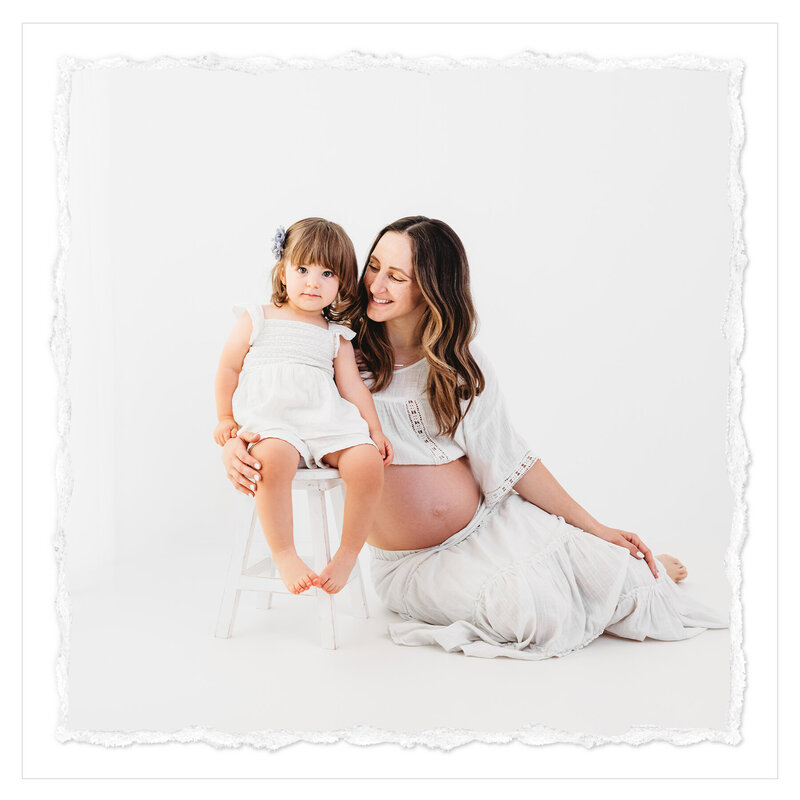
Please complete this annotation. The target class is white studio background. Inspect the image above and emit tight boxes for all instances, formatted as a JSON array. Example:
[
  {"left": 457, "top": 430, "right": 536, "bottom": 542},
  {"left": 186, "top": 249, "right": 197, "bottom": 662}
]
[
  {"left": 19, "top": 15, "right": 779, "bottom": 782},
  {"left": 58, "top": 56, "right": 737, "bottom": 738},
  {"left": 65, "top": 61, "right": 732, "bottom": 591}
]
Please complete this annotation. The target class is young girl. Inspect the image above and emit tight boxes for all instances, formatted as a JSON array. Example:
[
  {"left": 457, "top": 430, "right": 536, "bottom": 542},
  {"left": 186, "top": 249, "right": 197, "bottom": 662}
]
[{"left": 214, "top": 218, "right": 393, "bottom": 596}]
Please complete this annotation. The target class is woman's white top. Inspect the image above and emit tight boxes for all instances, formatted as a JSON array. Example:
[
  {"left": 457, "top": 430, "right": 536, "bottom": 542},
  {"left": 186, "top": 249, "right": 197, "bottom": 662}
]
[{"left": 367, "top": 344, "right": 538, "bottom": 507}]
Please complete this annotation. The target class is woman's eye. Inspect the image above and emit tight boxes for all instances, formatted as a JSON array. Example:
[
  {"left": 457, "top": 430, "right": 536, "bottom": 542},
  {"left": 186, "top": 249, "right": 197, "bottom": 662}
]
[
  {"left": 368, "top": 264, "right": 379, "bottom": 272},
  {"left": 390, "top": 275, "right": 404, "bottom": 282}
]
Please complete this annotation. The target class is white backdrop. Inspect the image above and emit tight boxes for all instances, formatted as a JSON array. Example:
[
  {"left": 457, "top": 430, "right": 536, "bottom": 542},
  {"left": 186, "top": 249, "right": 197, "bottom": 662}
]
[{"left": 64, "top": 58, "right": 734, "bottom": 591}]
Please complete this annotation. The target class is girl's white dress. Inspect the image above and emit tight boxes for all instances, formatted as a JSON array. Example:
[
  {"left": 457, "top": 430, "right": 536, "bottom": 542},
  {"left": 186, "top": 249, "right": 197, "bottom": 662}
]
[
  {"left": 366, "top": 344, "right": 729, "bottom": 660},
  {"left": 232, "top": 304, "right": 375, "bottom": 468}
]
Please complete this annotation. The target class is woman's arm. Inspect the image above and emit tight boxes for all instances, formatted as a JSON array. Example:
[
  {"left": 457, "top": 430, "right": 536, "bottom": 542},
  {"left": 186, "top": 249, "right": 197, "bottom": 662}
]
[
  {"left": 514, "top": 461, "right": 659, "bottom": 578},
  {"left": 513, "top": 460, "right": 602, "bottom": 534}
]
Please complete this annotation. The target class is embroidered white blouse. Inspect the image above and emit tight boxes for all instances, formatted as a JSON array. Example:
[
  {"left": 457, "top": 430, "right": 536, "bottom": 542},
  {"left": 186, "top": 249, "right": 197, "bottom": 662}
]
[{"left": 365, "top": 344, "right": 539, "bottom": 507}]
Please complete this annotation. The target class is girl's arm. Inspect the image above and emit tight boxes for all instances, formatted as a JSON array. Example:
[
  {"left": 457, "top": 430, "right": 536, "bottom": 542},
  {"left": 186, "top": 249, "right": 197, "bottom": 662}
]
[
  {"left": 213, "top": 313, "right": 252, "bottom": 444},
  {"left": 333, "top": 338, "right": 382, "bottom": 433},
  {"left": 333, "top": 337, "right": 393, "bottom": 464},
  {"left": 513, "top": 462, "right": 659, "bottom": 578}
]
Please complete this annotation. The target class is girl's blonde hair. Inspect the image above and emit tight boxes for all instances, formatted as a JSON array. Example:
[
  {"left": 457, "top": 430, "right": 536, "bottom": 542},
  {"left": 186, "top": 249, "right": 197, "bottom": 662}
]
[
  {"left": 355, "top": 216, "right": 485, "bottom": 438},
  {"left": 270, "top": 218, "right": 358, "bottom": 323}
]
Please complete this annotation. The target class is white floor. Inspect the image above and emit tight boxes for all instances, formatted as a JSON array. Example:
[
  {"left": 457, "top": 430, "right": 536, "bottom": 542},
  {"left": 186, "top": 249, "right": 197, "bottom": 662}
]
[{"left": 63, "top": 539, "right": 732, "bottom": 738}]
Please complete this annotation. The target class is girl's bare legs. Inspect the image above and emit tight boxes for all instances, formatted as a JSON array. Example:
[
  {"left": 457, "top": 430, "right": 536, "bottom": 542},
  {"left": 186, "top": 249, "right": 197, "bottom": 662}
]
[
  {"left": 249, "top": 438, "right": 317, "bottom": 594},
  {"left": 317, "top": 444, "right": 384, "bottom": 593}
]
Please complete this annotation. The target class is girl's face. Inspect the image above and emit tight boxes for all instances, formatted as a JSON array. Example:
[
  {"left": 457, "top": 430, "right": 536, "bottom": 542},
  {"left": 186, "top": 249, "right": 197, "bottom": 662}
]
[
  {"left": 363, "top": 232, "right": 426, "bottom": 323},
  {"left": 281, "top": 260, "right": 340, "bottom": 313}
]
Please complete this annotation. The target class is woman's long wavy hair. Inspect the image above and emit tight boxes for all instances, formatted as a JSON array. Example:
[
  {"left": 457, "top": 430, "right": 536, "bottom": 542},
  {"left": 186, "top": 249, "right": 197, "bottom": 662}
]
[
  {"left": 270, "top": 217, "right": 359, "bottom": 323},
  {"left": 355, "top": 216, "right": 485, "bottom": 438}
]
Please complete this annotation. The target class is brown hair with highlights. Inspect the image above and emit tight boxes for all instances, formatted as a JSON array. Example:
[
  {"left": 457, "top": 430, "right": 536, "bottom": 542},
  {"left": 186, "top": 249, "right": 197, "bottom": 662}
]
[{"left": 355, "top": 216, "right": 485, "bottom": 438}]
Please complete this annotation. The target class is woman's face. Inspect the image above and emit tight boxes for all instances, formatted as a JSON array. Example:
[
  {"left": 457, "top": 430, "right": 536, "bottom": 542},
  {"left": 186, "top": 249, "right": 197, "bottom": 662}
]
[{"left": 363, "top": 232, "right": 426, "bottom": 323}]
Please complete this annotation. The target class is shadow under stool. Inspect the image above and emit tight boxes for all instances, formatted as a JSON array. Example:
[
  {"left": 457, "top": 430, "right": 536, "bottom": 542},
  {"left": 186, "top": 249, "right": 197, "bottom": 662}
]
[{"left": 214, "top": 467, "right": 370, "bottom": 649}]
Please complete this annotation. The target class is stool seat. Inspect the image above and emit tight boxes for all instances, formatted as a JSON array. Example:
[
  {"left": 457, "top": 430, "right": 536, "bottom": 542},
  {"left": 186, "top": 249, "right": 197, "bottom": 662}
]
[{"left": 214, "top": 468, "right": 370, "bottom": 649}]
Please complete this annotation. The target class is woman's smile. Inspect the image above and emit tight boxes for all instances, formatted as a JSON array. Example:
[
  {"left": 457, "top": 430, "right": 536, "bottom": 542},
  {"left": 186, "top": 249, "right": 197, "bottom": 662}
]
[{"left": 363, "top": 232, "right": 426, "bottom": 321}]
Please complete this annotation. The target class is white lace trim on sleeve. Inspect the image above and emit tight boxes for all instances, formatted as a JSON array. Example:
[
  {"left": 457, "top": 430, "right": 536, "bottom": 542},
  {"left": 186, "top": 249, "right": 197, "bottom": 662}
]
[{"left": 483, "top": 452, "right": 539, "bottom": 508}]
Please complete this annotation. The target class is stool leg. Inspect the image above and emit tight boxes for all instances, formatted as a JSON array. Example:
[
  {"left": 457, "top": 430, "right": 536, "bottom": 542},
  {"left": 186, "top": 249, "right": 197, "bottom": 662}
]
[
  {"left": 331, "top": 484, "right": 370, "bottom": 619},
  {"left": 308, "top": 486, "right": 337, "bottom": 649},
  {"left": 215, "top": 506, "right": 258, "bottom": 638},
  {"left": 255, "top": 560, "right": 276, "bottom": 610}
]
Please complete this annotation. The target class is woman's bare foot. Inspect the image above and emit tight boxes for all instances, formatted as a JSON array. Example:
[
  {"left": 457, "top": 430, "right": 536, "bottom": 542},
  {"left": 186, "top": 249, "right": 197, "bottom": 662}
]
[
  {"left": 271, "top": 550, "right": 318, "bottom": 594},
  {"left": 656, "top": 554, "right": 688, "bottom": 583},
  {"left": 314, "top": 550, "right": 359, "bottom": 594}
]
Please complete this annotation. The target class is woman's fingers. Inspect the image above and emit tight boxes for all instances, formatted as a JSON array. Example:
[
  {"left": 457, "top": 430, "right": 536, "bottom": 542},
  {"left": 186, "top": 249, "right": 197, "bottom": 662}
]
[
  {"left": 640, "top": 547, "right": 659, "bottom": 578},
  {"left": 626, "top": 534, "right": 660, "bottom": 579},
  {"left": 227, "top": 468, "right": 254, "bottom": 497},
  {"left": 233, "top": 456, "right": 260, "bottom": 485},
  {"left": 622, "top": 540, "right": 641, "bottom": 558}
]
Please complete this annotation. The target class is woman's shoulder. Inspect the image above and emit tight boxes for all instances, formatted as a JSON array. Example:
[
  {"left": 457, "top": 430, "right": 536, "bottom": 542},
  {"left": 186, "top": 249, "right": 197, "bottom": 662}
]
[{"left": 467, "top": 340, "right": 498, "bottom": 382}]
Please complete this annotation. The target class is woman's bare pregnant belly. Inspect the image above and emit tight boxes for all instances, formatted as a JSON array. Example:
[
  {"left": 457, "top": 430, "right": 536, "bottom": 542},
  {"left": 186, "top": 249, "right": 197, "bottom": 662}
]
[{"left": 366, "top": 457, "right": 482, "bottom": 551}]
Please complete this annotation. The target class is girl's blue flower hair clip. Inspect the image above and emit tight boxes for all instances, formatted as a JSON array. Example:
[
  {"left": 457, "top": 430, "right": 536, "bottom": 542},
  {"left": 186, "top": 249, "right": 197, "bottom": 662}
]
[{"left": 271, "top": 225, "right": 287, "bottom": 261}]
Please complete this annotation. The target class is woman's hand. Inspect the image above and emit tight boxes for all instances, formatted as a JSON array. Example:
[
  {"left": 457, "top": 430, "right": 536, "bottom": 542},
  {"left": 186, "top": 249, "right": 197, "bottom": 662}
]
[
  {"left": 593, "top": 525, "right": 660, "bottom": 579},
  {"left": 221, "top": 430, "right": 262, "bottom": 497},
  {"left": 213, "top": 417, "right": 239, "bottom": 446},
  {"left": 370, "top": 430, "right": 394, "bottom": 467}
]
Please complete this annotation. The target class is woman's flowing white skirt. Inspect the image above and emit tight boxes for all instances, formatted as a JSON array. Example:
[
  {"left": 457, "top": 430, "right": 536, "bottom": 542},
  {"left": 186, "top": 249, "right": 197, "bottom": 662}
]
[{"left": 368, "top": 494, "right": 728, "bottom": 660}]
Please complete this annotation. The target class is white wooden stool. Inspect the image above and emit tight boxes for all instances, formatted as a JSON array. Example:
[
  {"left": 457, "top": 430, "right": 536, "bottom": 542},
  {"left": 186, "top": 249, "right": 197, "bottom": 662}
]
[{"left": 214, "top": 468, "right": 369, "bottom": 649}]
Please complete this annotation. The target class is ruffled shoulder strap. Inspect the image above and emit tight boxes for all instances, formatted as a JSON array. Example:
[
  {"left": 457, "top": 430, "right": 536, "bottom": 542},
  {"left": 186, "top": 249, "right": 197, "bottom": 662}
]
[
  {"left": 232, "top": 303, "right": 265, "bottom": 345},
  {"left": 329, "top": 322, "right": 356, "bottom": 358}
]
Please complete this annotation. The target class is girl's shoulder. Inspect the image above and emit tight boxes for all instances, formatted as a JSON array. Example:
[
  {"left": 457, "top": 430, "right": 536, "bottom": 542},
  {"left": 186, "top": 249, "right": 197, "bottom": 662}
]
[
  {"left": 261, "top": 302, "right": 280, "bottom": 320},
  {"left": 328, "top": 321, "right": 356, "bottom": 341}
]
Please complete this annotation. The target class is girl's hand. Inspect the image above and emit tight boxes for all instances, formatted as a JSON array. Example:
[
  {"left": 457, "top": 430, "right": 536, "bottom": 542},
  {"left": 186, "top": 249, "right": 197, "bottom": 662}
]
[
  {"left": 370, "top": 430, "right": 394, "bottom": 467},
  {"left": 593, "top": 525, "right": 660, "bottom": 579},
  {"left": 221, "top": 431, "right": 263, "bottom": 497},
  {"left": 214, "top": 417, "right": 239, "bottom": 446}
]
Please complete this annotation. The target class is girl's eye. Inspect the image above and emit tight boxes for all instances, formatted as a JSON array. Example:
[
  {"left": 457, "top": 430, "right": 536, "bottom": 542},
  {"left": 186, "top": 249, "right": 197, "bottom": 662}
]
[
  {"left": 297, "top": 266, "right": 307, "bottom": 274},
  {"left": 322, "top": 271, "right": 334, "bottom": 278}
]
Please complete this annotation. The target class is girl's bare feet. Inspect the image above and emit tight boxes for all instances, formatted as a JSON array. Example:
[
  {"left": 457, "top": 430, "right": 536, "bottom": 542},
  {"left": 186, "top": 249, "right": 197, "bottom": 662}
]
[
  {"left": 314, "top": 550, "right": 359, "bottom": 594},
  {"left": 272, "top": 550, "right": 318, "bottom": 594},
  {"left": 656, "top": 553, "right": 688, "bottom": 583}
]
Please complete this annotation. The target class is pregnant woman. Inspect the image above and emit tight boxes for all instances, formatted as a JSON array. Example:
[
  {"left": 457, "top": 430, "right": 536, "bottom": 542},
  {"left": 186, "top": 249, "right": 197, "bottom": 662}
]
[{"left": 222, "top": 216, "right": 727, "bottom": 659}]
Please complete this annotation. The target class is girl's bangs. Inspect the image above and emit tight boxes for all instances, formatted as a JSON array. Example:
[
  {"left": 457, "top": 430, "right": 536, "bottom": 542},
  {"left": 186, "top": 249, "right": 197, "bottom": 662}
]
[{"left": 287, "top": 232, "right": 346, "bottom": 275}]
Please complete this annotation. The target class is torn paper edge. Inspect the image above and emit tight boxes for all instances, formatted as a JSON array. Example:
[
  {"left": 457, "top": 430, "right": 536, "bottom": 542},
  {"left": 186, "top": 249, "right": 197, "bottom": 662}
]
[{"left": 50, "top": 50, "right": 748, "bottom": 751}]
